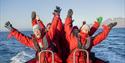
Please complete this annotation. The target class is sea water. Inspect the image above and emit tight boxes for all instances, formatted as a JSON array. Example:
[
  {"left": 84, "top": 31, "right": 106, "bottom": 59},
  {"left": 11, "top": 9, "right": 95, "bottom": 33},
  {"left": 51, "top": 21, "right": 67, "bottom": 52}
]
[{"left": 0, "top": 28, "right": 125, "bottom": 63}]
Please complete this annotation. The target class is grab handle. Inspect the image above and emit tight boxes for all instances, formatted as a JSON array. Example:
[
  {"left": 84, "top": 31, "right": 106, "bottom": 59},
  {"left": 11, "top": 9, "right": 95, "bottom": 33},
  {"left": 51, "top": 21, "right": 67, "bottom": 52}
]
[
  {"left": 38, "top": 50, "right": 54, "bottom": 63},
  {"left": 73, "top": 49, "right": 89, "bottom": 63}
]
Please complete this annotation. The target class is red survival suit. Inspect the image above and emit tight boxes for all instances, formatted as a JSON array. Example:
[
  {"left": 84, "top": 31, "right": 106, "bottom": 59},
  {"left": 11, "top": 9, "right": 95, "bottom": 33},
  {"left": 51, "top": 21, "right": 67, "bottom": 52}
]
[
  {"left": 37, "top": 15, "right": 64, "bottom": 59},
  {"left": 55, "top": 17, "right": 70, "bottom": 63},
  {"left": 64, "top": 17, "right": 110, "bottom": 63},
  {"left": 34, "top": 15, "right": 67, "bottom": 63},
  {"left": 51, "top": 17, "right": 64, "bottom": 58},
  {"left": 8, "top": 15, "right": 62, "bottom": 63}
]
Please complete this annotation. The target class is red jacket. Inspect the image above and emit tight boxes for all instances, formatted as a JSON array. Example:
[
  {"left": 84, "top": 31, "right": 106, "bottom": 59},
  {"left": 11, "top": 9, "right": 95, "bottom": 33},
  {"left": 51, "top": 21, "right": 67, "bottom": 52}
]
[
  {"left": 89, "top": 21, "right": 100, "bottom": 36},
  {"left": 64, "top": 17, "right": 110, "bottom": 63},
  {"left": 51, "top": 16, "right": 64, "bottom": 58},
  {"left": 64, "top": 17, "right": 107, "bottom": 51},
  {"left": 37, "top": 19, "right": 45, "bottom": 30},
  {"left": 33, "top": 16, "right": 64, "bottom": 58},
  {"left": 55, "top": 17, "right": 70, "bottom": 62},
  {"left": 8, "top": 15, "right": 62, "bottom": 63}
]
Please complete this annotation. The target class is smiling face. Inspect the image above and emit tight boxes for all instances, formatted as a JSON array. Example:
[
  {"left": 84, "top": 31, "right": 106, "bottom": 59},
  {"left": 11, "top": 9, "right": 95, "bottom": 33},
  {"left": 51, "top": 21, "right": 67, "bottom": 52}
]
[{"left": 34, "top": 29, "right": 41, "bottom": 38}]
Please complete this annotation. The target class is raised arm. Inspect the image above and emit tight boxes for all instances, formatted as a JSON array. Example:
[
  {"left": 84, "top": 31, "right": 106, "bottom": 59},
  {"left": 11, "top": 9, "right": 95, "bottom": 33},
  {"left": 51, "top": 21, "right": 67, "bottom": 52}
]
[
  {"left": 5, "top": 21, "right": 34, "bottom": 48},
  {"left": 89, "top": 21, "right": 100, "bottom": 36},
  {"left": 57, "top": 17, "right": 63, "bottom": 32},
  {"left": 64, "top": 9, "right": 73, "bottom": 36},
  {"left": 10, "top": 28, "right": 34, "bottom": 48},
  {"left": 47, "top": 6, "right": 61, "bottom": 40},
  {"left": 92, "top": 22, "right": 117, "bottom": 46},
  {"left": 36, "top": 15, "right": 45, "bottom": 29},
  {"left": 48, "top": 15, "right": 59, "bottom": 40},
  {"left": 92, "top": 25, "right": 110, "bottom": 46},
  {"left": 89, "top": 17, "right": 103, "bottom": 36},
  {"left": 32, "top": 11, "right": 45, "bottom": 30}
]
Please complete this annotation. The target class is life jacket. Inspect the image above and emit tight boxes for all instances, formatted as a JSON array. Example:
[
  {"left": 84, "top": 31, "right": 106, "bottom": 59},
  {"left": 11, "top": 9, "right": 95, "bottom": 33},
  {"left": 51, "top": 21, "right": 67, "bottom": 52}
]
[
  {"left": 32, "top": 35, "right": 58, "bottom": 53},
  {"left": 73, "top": 29, "right": 91, "bottom": 50}
]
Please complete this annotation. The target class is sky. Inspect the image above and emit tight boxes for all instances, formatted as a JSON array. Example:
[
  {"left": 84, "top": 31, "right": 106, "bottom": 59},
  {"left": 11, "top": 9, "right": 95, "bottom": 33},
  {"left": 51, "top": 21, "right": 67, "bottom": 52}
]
[{"left": 0, "top": 0, "right": 125, "bottom": 31}]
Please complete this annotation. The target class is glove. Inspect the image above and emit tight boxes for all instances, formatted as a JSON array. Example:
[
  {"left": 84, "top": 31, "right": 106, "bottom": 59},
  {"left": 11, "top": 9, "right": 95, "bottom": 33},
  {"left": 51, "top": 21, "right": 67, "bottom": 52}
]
[
  {"left": 108, "top": 22, "right": 117, "bottom": 29},
  {"left": 67, "top": 9, "right": 73, "bottom": 17},
  {"left": 5, "top": 21, "right": 13, "bottom": 31},
  {"left": 31, "top": 11, "right": 36, "bottom": 20},
  {"left": 55, "top": 6, "right": 61, "bottom": 13},
  {"left": 97, "top": 16, "right": 103, "bottom": 24},
  {"left": 53, "top": 6, "right": 61, "bottom": 16}
]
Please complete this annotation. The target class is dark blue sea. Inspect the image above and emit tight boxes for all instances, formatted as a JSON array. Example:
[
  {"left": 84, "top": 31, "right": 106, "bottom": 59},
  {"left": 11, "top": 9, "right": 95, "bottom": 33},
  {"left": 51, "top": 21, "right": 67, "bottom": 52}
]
[{"left": 0, "top": 28, "right": 125, "bottom": 63}]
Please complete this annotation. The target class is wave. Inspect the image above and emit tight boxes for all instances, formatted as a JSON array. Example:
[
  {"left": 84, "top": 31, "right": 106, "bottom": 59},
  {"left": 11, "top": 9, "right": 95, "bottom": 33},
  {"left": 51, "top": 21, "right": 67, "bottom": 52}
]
[{"left": 10, "top": 51, "right": 35, "bottom": 63}]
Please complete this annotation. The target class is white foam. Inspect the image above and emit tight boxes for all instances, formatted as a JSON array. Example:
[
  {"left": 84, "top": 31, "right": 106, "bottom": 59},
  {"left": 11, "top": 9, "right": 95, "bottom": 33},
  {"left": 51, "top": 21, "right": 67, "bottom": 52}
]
[{"left": 10, "top": 51, "right": 34, "bottom": 63}]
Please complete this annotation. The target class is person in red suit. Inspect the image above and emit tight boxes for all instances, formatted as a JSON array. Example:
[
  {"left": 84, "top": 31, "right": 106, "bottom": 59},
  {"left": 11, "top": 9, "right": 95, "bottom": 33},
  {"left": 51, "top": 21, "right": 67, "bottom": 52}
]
[
  {"left": 64, "top": 9, "right": 117, "bottom": 63},
  {"left": 4, "top": 7, "right": 62, "bottom": 63},
  {"left": 34, "top": 6, "right": 64, "bottom": 61}
]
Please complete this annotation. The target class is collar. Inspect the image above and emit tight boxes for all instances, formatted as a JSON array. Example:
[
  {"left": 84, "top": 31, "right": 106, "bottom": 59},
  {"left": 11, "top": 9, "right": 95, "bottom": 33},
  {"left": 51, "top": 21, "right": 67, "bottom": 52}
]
[{"left": 79, "top": 32, "right": 88, "bottom": 38}]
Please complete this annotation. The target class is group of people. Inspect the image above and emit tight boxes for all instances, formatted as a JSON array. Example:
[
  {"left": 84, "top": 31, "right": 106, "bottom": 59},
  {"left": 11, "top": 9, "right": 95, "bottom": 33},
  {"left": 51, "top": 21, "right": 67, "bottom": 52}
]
[{"left": 5, "top": 6, "right": 117, "bottom": 63}]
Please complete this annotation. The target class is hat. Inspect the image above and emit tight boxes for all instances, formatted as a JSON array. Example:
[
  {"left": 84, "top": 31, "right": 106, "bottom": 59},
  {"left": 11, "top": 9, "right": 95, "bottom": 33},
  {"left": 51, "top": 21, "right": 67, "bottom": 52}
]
[
  {"left": 73, "top": 26, "right": 78, "bottom": 30},
  {"left": 32, "top": 20, "right": 40, "bottom": 32},
  {"left": 80, "top": 24, "right": 90, "bottom": 32}
]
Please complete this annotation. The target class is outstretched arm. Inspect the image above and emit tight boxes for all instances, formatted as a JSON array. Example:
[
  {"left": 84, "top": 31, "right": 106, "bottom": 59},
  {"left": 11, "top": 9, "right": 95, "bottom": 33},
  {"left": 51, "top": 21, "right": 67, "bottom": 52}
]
[
  {"left": 89, "top": 17, "right": 103, "bottom": 36},
  {"left": 64, "top": 17, "right": 73, "bottom": 36},
  {"left": 89, "top": 21, "right": 100, "bottom": 36},
  {"left": 9, "top": 28, "right": 34, "bottom": 48},
  {"left": 92, "top": 25, "right": 110, "bottom": 46},
  {"left": 47, "top": 13, "right": 59, "bottom": 40},
  {"left": 57, "top": 17, "right": 63, "bottom": 32},
  {"left": 64, "top": 9, "right": 73, "bottom": 36},
  {"left": 31, "top": 11, "right": 45, "bottom": 30},
  {"left": 48, "top": 6, "right": 62, "bottom": 40},
  {"left": 92, "top": 21, "right": 117, "bottom": 46},
  {"left": 38, "top": 20, "right": 45, "bottom": 29},
  {"left": 5, "top": 21, "right": 34, "bottom": 48},
  {"left": 36, "top": 15, "right": 45, "bottom": 29}
]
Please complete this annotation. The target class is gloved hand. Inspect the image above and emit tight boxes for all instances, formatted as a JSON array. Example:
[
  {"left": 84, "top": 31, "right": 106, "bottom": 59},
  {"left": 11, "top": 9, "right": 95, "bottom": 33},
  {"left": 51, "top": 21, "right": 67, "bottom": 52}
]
[
  {"left": 67, "top": 9, "right": 73, "bottom": 17},
  {"left": 53, "top": 6, "right": 61, "bottom": 16},
  {"left": 5, "top": 21, "right": 13, "bottom": 31},
  {"left": 108, "top": 22, "right": 117, "bottom": 29},
  {"left": 55, "top": 6, "right": 61, "bottom": 13},
  {"left": 31, "top": 11, "right": 36, "bottom": 20},
  {"left": 97, "top": 16, "right": 103, "bottom": 24}
]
